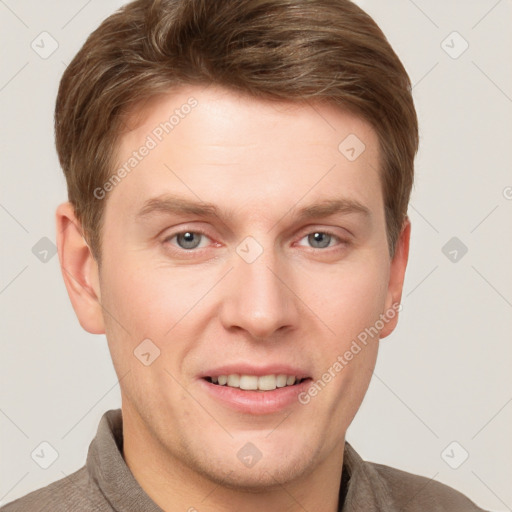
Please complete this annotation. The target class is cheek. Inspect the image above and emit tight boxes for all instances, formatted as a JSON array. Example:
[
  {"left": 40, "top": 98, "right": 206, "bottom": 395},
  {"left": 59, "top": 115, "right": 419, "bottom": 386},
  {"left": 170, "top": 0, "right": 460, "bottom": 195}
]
[
  {"left": 300, "top": 255, "right": 389, "bottom": 343},
  {"left": 101, "top": 254, "right": 199, "bottom": 338},
  {"left": 98, "top": 259, "right": 196, "bottom": 405},
  {"left": 311, "top": 264, "right": 385, "bottom": 418}
]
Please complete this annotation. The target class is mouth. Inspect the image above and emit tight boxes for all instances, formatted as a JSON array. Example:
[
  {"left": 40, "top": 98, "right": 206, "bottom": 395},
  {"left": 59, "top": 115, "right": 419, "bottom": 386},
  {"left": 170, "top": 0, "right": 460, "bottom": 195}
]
[
  {"left": 203, "top": 374, "right": 310, "bottom": 391},
  {"left": 199, "top": 372, "right": 313, "bottom": 414}
]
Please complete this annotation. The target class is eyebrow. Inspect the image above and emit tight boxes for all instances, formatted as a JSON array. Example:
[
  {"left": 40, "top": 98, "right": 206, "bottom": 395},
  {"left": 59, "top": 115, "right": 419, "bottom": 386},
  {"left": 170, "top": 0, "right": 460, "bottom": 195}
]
[{"left": 135, "top": 193, "right": 371, "bottom": 224}]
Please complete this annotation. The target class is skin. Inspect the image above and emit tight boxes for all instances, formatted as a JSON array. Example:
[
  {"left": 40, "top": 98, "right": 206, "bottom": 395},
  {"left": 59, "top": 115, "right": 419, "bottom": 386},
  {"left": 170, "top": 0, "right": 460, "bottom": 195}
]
[{"left": 56, "top": 84, "right": 410, "bottom": 512}]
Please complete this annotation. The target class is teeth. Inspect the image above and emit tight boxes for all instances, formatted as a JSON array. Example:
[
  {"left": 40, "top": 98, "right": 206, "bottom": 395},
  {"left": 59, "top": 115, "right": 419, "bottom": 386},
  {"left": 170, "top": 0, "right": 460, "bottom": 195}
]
[
  {"left": 211, "top": 374, "right": 303, "bottom": 390},
  {"left": 258, "top": 375, "right": 276, "bottom": 391},
  {"left": 227, "top": 374, "right": 240, "bottom": 387},
  {"left": 240, "top": 375, "right": 258, "bottom": 390},
  {"left": 276, "top": 374, "right": 288, "bottom": 388}
]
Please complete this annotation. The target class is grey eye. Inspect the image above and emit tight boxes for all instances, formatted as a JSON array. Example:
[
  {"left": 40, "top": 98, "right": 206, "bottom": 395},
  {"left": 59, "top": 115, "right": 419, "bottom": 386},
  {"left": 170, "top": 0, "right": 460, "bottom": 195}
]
[
  {"left": 307, "top": 232, "right": 334, "bottom": 249},
  {"left": 175, "top": 231, "right": 203, "bottom": 250}
]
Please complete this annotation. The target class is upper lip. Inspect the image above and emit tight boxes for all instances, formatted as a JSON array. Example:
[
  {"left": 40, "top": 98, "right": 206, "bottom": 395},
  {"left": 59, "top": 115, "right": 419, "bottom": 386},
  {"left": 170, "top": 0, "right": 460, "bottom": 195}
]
[{"left": 199, "top": 364, "right": 311, "bottom": 380}]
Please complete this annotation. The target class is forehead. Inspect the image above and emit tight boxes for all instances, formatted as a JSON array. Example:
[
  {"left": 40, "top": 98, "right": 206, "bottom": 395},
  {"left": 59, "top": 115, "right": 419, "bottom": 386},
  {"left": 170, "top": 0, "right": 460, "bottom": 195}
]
[{"left": 107, "top": 84, "right": 382, "bottom": 221}]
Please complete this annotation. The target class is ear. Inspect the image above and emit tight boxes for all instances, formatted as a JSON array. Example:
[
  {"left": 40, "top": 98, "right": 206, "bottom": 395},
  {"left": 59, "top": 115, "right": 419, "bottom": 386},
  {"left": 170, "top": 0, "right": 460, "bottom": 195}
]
[
  {"left": 56, "top": 202, "right": 105, "bottom": 334},
  {"left": 380, "top": 217, "right": 411, "bottom": 339}
]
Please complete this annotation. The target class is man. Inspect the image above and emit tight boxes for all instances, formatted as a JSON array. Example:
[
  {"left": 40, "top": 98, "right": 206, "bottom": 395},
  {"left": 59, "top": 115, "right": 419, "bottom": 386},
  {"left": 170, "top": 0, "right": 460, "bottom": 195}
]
[{"left": 1, "top": 0, "right": 487, "bottom": 510}]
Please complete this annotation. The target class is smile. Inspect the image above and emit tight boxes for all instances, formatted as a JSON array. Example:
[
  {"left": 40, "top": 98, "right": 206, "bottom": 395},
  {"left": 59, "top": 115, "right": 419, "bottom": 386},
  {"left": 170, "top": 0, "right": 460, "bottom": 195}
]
[
  {"left": 200, "top": 373, "right": 313, "bottom": 414},
  {"left": 205, "top": 374, "right": 306, "bottom": 391}
]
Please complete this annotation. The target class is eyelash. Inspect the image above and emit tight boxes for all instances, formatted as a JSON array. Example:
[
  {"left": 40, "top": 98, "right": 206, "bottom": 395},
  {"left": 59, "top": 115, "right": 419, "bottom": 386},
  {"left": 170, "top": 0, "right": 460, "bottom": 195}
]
[{"left": 162, "top": 228, "right": 349, "bottom": 256}]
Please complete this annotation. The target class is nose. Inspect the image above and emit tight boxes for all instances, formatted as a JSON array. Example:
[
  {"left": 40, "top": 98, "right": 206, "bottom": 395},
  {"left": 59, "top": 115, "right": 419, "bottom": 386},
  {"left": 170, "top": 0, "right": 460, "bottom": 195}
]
[{"left": 218, "top": 240, "right": 300, "bottom": 340}]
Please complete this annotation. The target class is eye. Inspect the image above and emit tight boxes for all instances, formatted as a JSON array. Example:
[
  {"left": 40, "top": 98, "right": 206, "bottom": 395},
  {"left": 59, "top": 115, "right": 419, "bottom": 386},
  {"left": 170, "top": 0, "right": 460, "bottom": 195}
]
[
  {"left": 164, "top": 230, "right": 211, "bottom": 251},
  {"left": 297, "top": 231, "right": 344, "bottom": 250},
  {"left": 162, "top": 228, "right": 347, "bottom": 256}
]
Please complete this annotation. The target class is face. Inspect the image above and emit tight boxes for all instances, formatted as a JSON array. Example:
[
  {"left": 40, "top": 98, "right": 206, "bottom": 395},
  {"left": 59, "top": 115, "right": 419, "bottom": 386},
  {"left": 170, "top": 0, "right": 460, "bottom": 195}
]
[{"left": 59, "top": 84, "right": 409, "bottom": 490}]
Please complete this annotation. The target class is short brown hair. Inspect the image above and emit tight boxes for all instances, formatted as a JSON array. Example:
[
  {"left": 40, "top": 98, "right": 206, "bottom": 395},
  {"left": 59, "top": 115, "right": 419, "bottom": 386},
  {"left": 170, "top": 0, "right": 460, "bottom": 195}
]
[{"left": 55, "top": 0, "right": 418, "bottom": 263}]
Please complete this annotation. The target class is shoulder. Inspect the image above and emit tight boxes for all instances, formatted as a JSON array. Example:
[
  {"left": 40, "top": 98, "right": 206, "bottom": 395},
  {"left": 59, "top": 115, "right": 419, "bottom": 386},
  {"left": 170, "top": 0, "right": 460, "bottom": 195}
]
[
  {"left": 368, "top": 461, "right": 489, "bottom": 512},
  {"left": 0, "top": 466, "right": 109, "bottom": 512}
]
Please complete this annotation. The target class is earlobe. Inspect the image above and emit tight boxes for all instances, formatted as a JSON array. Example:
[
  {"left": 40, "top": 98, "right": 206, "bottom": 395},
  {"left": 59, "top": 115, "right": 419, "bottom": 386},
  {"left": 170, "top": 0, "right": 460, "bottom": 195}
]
[
  {"left": 380, "top": 218, "right": 411, "bottom": 339},
  {"left": 56, "top": 202, "right": 105, "bottom": 334}
]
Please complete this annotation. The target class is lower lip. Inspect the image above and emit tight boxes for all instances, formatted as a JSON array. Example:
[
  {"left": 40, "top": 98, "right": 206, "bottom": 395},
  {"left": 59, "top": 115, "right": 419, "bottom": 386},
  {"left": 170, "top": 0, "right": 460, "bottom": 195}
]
[{"left": 198, "top": 378, "right": 312, "bottom": 415}]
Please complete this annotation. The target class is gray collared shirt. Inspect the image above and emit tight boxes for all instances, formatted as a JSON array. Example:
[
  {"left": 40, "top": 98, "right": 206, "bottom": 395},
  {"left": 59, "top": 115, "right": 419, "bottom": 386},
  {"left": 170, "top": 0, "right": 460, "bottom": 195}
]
[{"left": 0, "top": 409, "right": 487, "bottom": 511}]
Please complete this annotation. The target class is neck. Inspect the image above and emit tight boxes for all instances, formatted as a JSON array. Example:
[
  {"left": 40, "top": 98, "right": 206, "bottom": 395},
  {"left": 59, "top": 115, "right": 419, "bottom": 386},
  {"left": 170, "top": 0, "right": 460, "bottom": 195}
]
[{"left": 121, "top": 407, "right": 346, "bottom": 512}]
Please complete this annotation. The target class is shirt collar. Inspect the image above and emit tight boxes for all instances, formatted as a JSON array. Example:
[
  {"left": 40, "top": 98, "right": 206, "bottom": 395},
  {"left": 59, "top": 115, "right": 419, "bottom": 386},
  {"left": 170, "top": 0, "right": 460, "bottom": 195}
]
[
  {"left": 341, "top": 441, "right": 397, "bottom": 511},
  {"left": 86, "top": 409, "right": 163, "bottom": 511}
]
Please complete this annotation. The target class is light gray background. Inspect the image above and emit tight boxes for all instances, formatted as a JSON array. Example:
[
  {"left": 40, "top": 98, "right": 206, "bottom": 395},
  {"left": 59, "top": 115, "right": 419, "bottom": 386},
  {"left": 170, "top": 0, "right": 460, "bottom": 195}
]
[{"left": 1, "top": 0, "right": 511, "bottom": 510}]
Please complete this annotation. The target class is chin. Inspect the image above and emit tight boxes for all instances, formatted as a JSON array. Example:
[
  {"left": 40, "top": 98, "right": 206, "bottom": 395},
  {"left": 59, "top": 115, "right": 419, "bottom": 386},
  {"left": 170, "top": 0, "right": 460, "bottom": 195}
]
[
  {"left": 197, "top": 459, "right": 309, "bottom": 492},
  {"left": 184, "top": 437, "right": 320, "bottom": 492}
]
